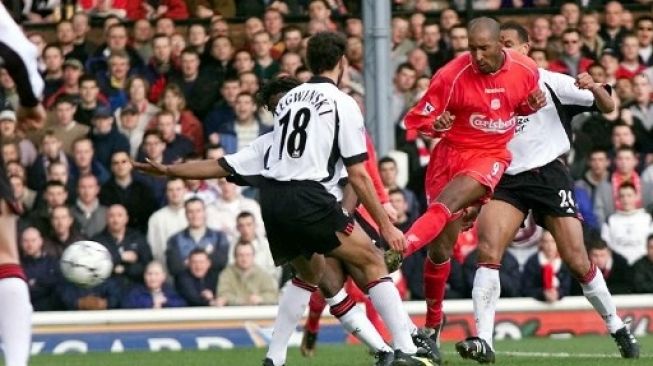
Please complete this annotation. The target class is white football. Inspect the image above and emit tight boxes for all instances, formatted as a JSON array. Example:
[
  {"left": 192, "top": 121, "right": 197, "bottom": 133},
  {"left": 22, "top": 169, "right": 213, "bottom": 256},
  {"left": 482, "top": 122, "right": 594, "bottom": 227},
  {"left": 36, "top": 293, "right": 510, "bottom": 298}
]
[{"left": 60, "top": 241, "right": 113, "bottom": 288}]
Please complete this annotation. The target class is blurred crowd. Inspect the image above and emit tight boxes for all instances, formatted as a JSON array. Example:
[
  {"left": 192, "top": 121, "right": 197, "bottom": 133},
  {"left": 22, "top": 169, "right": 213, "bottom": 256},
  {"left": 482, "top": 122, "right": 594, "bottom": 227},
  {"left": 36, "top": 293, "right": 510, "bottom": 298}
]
[{"left": 2, "top": 0, "right": 652, "bottom": 311}]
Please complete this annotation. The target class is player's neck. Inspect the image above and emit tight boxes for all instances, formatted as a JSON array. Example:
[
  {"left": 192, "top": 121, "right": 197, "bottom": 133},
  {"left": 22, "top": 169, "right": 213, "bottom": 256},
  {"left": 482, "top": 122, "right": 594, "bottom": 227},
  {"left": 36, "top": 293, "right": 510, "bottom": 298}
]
[{"left": 319, "top": 70, "right": 339, "bottom": 85}]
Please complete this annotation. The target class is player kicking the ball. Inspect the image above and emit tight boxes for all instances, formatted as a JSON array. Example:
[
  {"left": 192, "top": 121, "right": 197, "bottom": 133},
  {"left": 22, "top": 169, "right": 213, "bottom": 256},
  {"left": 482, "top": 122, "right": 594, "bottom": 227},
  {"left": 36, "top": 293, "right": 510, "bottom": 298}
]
[
  {"left": 0, "top": 4, "right": 48, "bottom": 366},
  {"left": 385, "top": 17, "right": 546, "bottom": 350},
  {"left": 454, "top": 22, "right": 639, "bottom": 363}
]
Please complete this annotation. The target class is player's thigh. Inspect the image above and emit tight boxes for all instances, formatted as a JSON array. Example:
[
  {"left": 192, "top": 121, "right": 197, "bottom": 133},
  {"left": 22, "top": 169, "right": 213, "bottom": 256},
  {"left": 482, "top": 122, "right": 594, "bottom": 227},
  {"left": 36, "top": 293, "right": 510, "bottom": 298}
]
[
  {"left": 318, "top": 257, "right": 347, "bottom": 298},
  {"left": 544, "top": 215, "right": 591, "bottom": 278},
  {"left": 476, "top": 200, "right": 526, "bottom": 264},
  {"left": 435, "top": 175, "right": 489, "bottom": 213},
  {"left": 427, "top": 217, "right": 462, "bottom": 263},
  {"left": 291, "top": 254, "right": 326, "bottom": 286},
  {"left": 0, "top": 206, "right": 18, "bottom": 264},
  {"left": 331, "top": 223, "right": 384, "bottom": 272},
  {"left": 344, "top": 245, "right": 385, "bottom": 290}
]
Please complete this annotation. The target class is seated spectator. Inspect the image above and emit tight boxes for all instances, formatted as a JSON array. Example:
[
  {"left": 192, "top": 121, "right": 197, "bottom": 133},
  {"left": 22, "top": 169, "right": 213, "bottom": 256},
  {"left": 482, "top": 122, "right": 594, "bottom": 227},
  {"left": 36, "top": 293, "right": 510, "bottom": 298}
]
[
  {"left": 100, "top": 151, "right": 156, "bottom": 233},
  {"left": 75, "top": 75, "right": 108, "bottom": 127},
  {"left": 548, "top": 28, "right": 594, "bottom": 77},
  {"left": 252, "top": 31, "right": 280, "bottom": 83},
  {"left": 595, "top": 146, "right": 652, "bottom": 225},
  {"left": 58, "top": 277, "right": 123, "bottom": 310},
  {"left": 521, "top": 231, "right": 572, "bottom": 303},
  {"left": 216, "top": 241, "right": 278, "bottom": 306},
  {"left": 209, "top": 17, "right": 230, "bottom": 38},
  {"left": 628, "top": 74, "right": 653, "bottom": 152},
  {"left": 0, "top": 110, "right": 38, "bottom": 167},
  {"left": 70, "top": 137, "right": 111, "bottom": 187},
  {"left": 87, "top": 23, "right": 145, "bottom": 78},
  {"left": 233, "top": 50, "right": 256, "bottom": 75},
  {"left": 11, "top": 175, "right": 37, "bottom": 213},
  {"left": 389, "top": 188, "right": 414, "bottom": 233},
  {"left": 41, "top": 45, "right": 65, "bottom": 101},
  {"left": 122, "top": 261, "right": 186, "bottom": 308},
  {"left": 216, "top": 92, "right": 270, "bottom": 154},
  {"left": 117, "top": 105, "right": 149, "bottom": 159},
  {"left": 44, "top": 59, "right": 84, "bottom": 109},
  {"left": 22, "top": 0, "right": 60, "bottom": 23},
  {"left": 239, "top": 71, "right": 260, "bottom": 96},
  {"left": 90, "top": 106, "right": 131, "bottom": 169},
  {"left": 614, "top": 78, "right": 635, "bottom": 106},
  {"left": 72, "top": 174, "right": 108, "bottom": 238},
  {"left": 132, "top": 19, "right": 154, "bottom": 63},
  {"left": 126, "top": 0, "right": 188, "bottom": 21},
  {"left": 167, "top": 48, "right": 220, "bottom": 122},
  {"left": 147, "top": 178, "right": 188, "bottom": 266},
  {"left": 145, "top": 34, "right": 179, "bottom": 103},
  {"left": 94, "top": 204, "right": 153, "bottom": 286},
  {"left": 97, "top": 51, "right": 133, "bottom": 111},
  {"left": 134, "top": 131, "right": 169, "bottom": 207},
  {"left": 170, "top": 34, "right": 187, "bottom": 60},
  {"left": 24, "top": 181, "right": 69, "bottom": 238},
  {"left": 577, "top": 149, "right": 611, "bottom": 206},
  {"left": 601, "top": 182, "right": 653, "bottom": 265},
  {"left": 636, "top": 16, "right": 653, "bottom": 66},
  {"left": 50, "top": 95, "right": 90, "bottom": 155},
  {"left": 175, "top": 248, "right": 219, "bottom": 306},
  {"left": 28, "top": 131, "right": 73, "bottom": 192},
  {"left": 588, "top": 235, "right": 632, "bottom": 294},
  {"left": 207, "top": 179, "right": 264, "bottom": 240},
  {"left": 117, "top": 76, "right": 159, "bottom": 146},
  {"left": 615, "top": 34, "right": 646, "bottom": 80},
  {"left": 48, "top": 205, "right": 86, "bottom": 256},
  {"left": 378, "top": 157, "right": 420, "bottom": 221},
  {"left": 632, "top": 234, "right": 653, "bottom": 293},
  {"left": 282, "top": 25, "right": 304, "bottom": 54},
  {"left": 157, "top": 84, "right": 205, "bottom": 153},
  {"left": 43, "top": 161, "right": 77, "bottom": 206},
  {"left": 264, "top": 8, "right": 285, "bottom": 59},
  {"left": 21, "top": 227, "right": 62, "bottom": 311},
  {"left": 201, "top": 36, "right": 236, "bottom": 84},
  {"left": 188, "top": 23, "right": 210, "bottom": 54},
  {"left": 79, "top": 0, "right": 128, "bottom": 18},
  {"left": 463, "top": 249, "right": 521, "bottom": 298},
  {"left": 166, "top": 197, "right": 229, "bottom": 277},
  {"left": 307, "top": 0, "right": 337, "bottom": 32},
  {"left": 580, "top": 11, "right": 604, "bottom": 60},
  {"left": 155, "top": 17, "right": 176, "bottom": 36},
  {"left": 71, "top": 13, "right": 98, "bottom": 63},
  {"left": 203, "top": 77, "right": 240, "bottom": 145},
  {"left": 230, "top": 211, "right": 276, "bottom": 279},
  {"left": 156, "top": 110, "right": 194, "bottom": 162}
]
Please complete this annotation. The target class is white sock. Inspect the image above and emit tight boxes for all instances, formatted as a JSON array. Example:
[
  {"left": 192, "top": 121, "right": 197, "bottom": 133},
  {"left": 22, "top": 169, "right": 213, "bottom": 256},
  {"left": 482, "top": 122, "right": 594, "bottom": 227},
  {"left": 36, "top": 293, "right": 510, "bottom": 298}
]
[
  {"left": 367, "top": 279, "right": 417, "bottom": 354},
  {"left": 0, "top": 277, "right": 32, "bottom": 366},
  {"left": 472, "top": 267, "right": 500, "bottom": 350},
  {"left": 581, "top": 269, "right": 624, "bottom": 333},
  {"left": 326, "top": 289, "right": 392, "bottom": 353},
  {"left": 266, "top": 279, "right": 314, "bottom": 366}
]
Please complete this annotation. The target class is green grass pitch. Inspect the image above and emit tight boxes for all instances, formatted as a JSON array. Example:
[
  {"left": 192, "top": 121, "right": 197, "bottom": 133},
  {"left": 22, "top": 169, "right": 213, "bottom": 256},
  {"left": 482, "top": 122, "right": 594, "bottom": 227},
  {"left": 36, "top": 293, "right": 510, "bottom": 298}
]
[{"left": 20, "top": 335, "right": 652, "bottom": 366}]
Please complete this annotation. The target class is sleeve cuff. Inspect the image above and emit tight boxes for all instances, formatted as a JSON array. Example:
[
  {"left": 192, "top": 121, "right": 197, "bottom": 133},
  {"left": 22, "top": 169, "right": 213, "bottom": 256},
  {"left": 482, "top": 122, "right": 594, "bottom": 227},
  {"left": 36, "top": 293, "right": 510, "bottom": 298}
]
[
  {"left": 217, "top": 157, "right": 236, "bottom": 174},
  {"left": 342, "top": 152, "right": 368, "bottom": 167}
]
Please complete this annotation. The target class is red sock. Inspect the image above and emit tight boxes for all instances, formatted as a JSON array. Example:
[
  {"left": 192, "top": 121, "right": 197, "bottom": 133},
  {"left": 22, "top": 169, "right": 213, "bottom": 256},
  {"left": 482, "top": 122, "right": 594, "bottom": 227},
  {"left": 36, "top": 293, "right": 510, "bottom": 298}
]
[
  {"left": 305, "top": 290, "right": 327, "bottom": 333},
  {"left": 404, "top": 203, "right": 453, "bottom": 257},
  {"left": 424, "top": 258, "right": 451, "bottom": 328}
]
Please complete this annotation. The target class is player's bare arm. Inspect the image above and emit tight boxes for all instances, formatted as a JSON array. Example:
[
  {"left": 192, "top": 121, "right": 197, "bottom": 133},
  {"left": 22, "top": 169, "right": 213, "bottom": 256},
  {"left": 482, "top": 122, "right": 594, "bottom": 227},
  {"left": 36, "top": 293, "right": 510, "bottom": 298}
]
[
  {"left": 133, "top": 158, "right": 230, "bottom": 180},
  {"left": 345, "top": 162, "right": 406, "bottom": 251},
  {"left": 575, "top": 72, "right": 615, "bottom": 113}
]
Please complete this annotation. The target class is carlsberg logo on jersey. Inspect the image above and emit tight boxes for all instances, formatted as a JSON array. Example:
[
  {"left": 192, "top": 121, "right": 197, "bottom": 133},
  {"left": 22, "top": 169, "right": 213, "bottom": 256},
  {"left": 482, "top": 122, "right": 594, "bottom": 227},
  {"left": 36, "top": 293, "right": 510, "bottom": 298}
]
[{"left": 469, "top": 113, "right": 517, "bottom": 133}]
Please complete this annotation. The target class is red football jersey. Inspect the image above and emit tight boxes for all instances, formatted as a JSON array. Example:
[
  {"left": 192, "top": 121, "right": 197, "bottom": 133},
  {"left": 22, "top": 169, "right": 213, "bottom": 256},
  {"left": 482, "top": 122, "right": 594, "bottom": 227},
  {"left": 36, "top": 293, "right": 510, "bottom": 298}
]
[{"left": 405, "top": 49, "right": 540, "bottom": 151}]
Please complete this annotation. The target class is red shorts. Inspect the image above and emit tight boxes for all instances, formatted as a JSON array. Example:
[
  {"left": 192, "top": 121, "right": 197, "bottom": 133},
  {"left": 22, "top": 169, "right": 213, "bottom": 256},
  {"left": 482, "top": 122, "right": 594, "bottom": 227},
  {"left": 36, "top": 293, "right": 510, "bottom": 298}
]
[{"left": 425, "top": 141, "right": 511, "bottom": 206}]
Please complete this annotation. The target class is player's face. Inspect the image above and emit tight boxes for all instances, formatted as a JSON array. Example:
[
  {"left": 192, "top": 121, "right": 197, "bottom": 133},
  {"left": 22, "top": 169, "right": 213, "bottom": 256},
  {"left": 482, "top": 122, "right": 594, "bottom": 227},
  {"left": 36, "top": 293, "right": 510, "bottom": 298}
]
[
  {"left": 499, "top": 29, "right": 528, "bottom": 56},
  {"left": 469, "top": 30, "right": 503, "bottom": 74}
]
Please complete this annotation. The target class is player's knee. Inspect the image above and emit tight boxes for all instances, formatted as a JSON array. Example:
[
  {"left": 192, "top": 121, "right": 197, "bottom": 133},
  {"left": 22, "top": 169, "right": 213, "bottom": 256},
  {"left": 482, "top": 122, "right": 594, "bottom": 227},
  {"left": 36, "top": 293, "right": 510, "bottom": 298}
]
[
  {"left": 476, "top": 238, "right": 502, "bottom": 264},
  {"left": 427, "top": 243, "right": 452, "bottom": 263}
]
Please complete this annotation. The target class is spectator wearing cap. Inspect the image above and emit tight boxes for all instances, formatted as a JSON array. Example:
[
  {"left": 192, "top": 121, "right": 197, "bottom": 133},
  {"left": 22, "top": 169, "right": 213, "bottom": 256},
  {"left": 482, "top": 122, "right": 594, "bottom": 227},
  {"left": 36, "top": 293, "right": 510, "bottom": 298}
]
[
  {"left": 166, "top": 197, "right": 230, "bottom": 277},
  {"left": 75, "top": 75, "right": 109, "bottom": 127},
  {"left": 100, "top": 152, "right": 156, "bottom": 234},
  {"left": 44, "top": 59, "right": 85, "bottom": 109},
  {"left": 90, "top": 105, "right": 131, "bottom": 169},
  {"left": 50, "top": 95, "right": 91, "bottom": 155},
  {"left": 549, "top": 29, "right": 595, "bottom": 77},
  {"left": 126, "top": 0, "right": 189, "bottom": 20},
  {"left": 0, "top": 110, "right": 38, "bottom": 167}
]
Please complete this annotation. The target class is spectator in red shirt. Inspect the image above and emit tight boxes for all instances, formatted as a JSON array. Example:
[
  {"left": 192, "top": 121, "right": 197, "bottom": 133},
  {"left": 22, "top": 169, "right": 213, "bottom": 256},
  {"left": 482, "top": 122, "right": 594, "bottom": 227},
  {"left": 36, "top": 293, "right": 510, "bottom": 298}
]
[
  {"left": 146, "top": 34, "right": 179, "bottom": 103},
  {"left": 155, "top": 84, "right": 204, "bottom": 154},
  {"left": 79, "top": 0, "right": 128, "bottom": 19},
  {"left": 264, "top": 8, "right": 285, "bottom": 60},
  {"left": 126, "top": 0, "right": 188, "bottom": 21},
  {"left": 616, "top": 34, "right": 646, "bottom": 80},
  {"left": 549, "top": 28, "right": 595, "bottom": 77}
]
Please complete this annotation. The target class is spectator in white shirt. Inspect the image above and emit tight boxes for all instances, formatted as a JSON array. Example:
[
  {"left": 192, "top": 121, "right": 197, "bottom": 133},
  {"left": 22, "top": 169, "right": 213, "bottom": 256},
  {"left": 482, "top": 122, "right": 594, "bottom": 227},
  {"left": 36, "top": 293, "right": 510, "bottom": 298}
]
[
  {"left": 207, "top": 178, "right": 264, "bottom": 241},
  {"left": 147, "top": 178, "right": 188, "bottom": 267},
  {"left": 602, "top": 182, "right": 653, "bottom": 265},
  {"left": 228, "top": 211, "right": 277, "bottom": 280}
]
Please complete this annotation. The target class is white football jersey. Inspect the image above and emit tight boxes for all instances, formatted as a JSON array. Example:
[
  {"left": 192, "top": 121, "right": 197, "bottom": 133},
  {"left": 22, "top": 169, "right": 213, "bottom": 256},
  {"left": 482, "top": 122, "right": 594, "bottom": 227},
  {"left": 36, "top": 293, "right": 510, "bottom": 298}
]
[
  {"left": 506, "top": 69, "right": 597, "bottom": 175},
  {"left": 261, "top": 77, "right": 368, "bottom": 192},
  {"left": 0, "top": 4, "right": 43, "bottom": 105}
]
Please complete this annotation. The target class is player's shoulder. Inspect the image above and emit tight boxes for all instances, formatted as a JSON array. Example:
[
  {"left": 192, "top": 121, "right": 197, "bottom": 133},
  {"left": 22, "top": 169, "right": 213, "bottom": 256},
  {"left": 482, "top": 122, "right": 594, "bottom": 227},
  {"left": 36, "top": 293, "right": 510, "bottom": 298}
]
[
  {"left": 436, "top": 52, "right": 473, "bottom": 80},
  {"left": 507, "top": 49, "right": 538, "bottom": 75},
  {"left": 538, "top": 68, "right": 576, "bottom": 86}
]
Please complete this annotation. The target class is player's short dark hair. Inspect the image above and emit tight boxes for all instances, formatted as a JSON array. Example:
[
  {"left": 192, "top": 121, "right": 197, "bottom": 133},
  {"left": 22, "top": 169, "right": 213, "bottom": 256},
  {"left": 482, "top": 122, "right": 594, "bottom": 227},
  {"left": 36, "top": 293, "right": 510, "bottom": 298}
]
[
  {"left": 378, "top": 156, "right": 396, "bottom": 166},
  {"left": 257, "top": 76, "right": 302, "bottom": 111},
  {"left": 500, "top": 22, "right": 529, "bottom": 44},
  {"left": 237, "top": 211, "right": 255, "bottom": 221},
  {"left": 306, "top": 32, "right": 347, "bottom": 75}
]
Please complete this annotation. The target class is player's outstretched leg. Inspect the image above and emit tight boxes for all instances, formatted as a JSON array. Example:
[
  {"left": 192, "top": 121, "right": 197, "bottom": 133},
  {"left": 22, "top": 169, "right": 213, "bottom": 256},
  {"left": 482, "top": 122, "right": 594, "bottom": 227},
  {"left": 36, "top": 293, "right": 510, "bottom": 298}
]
[
  {"left": 301, "top": 291, "right": 326, "bottom": 357},
  {"left": 0, "top": 201, "right": 32, "bottom": 366},
  {"left": 456, "top": 200, "right": 523, "bottom": 364},
  {"left": 546, "top": 217, "right": 639, "bottom": 359}
]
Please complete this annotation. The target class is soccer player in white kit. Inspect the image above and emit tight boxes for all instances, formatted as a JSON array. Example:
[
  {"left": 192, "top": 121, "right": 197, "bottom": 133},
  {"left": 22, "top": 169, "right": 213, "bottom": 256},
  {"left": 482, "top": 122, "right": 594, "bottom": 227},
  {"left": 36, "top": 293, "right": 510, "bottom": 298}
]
[
  {"left": 455, "top": 22, "right": 640, "bottom": 363},
  {"left": 0, "top": 4, "right": 47, "bottom": 366}
]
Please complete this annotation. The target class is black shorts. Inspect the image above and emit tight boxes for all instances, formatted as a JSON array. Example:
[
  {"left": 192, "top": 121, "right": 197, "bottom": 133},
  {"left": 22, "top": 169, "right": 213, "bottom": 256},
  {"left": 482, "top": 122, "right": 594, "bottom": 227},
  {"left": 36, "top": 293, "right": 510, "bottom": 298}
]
[
  {"left": 492, "top": 159, "right": 579, "bottom": 225},
  {"left": 259, "top": 180, "right": 354, "bottom": 266},
  {"left": 354, "top": 211, "right": 387, "bottom": 250}
]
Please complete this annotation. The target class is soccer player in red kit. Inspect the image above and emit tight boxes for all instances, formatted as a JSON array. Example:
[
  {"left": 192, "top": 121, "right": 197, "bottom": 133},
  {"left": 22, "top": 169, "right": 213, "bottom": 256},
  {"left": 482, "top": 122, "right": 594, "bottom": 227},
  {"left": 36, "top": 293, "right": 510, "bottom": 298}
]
[{"left": 390, "top": 17, "right": 547, "bottom": 344}]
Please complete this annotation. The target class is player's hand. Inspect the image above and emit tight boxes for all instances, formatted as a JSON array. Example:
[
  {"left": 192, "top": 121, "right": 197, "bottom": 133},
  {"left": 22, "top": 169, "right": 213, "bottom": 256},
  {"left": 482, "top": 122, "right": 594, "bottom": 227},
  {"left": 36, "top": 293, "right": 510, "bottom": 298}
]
[
  {"left": 575, "top": 72, "right": 599, "bottom": 91},
  {"left": 380, "top": 224, "right": 406, "bottom": 252},
  {"left": 433, "top": 111, "right": 455, "bottom": 132},
  {"left": 383, "top": 202, "right": 398, "bottom": 223},
  {"left": 132, "top": 158, "right": 169, "bottom": 177},
  {"left": 527, "top": 89, "right": 547, "bottom": 111},
  {"left": 16, "top": 104, "right": 46, "bottom": 131}
]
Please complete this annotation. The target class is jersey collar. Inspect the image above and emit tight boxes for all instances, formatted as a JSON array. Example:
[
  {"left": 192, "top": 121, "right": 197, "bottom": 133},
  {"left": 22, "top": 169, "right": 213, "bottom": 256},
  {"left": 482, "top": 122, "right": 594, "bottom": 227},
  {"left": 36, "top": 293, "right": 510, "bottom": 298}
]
[{"left": 308, "top": 75, "right": 337, "bottom": 85}]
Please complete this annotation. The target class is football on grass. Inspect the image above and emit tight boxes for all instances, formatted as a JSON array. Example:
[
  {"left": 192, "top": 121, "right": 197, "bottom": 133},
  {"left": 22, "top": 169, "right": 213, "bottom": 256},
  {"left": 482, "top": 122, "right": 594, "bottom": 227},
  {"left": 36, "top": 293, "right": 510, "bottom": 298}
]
[{"left": 60, "top": 241, "right": 113, "bottom": 288}]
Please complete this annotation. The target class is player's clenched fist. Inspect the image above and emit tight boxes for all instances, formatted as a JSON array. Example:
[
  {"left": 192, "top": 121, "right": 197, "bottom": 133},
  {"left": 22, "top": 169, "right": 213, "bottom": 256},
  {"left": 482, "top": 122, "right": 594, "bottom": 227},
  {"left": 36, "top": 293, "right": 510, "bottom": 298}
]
[
  {"left": 433, "top": 111, "right": 455, "bottom": 132},
  {"left": 380, "top": 224, "right": 406, "bottom": 252},
  {"left": 527, "top": 88, "right": 547, "bottom": 111},
  {"left": 575, "top": 72, "right": 599, "bottom": 91}
]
